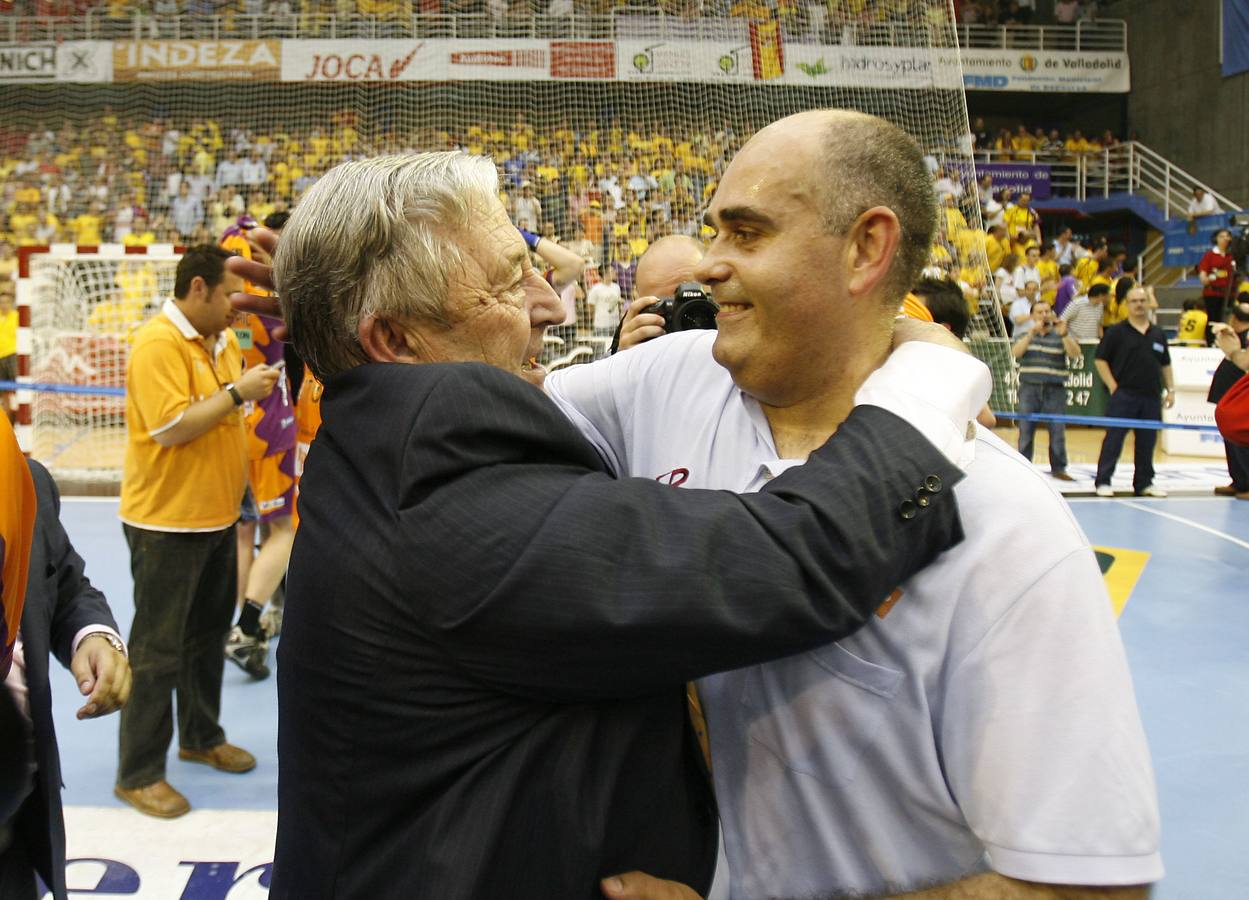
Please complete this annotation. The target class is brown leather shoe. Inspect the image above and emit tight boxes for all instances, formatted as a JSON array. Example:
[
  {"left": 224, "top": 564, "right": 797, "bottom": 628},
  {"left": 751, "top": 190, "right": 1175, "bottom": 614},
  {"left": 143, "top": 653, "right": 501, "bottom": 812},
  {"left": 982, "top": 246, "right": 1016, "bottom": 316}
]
[
  {"left": 1237, "top": 491, "right": 1249, "bottom": 501},
  {"left": 1214, "top": 484, "right": 1240, "bottom": 496},
  {"left": 1051, "top": 471, "right": 1076, "bottom": 482},
  {"left": 178, "top": 742, "right": 256, "bottom": 774},
  {"left": 114, "top": 781, "right": 190, "bottom": 818}
]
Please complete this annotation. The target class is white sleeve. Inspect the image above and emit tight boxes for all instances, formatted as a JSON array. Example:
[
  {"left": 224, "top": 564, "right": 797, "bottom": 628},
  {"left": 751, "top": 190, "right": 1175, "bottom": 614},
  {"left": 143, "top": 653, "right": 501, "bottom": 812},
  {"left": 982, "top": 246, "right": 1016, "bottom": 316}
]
[
  {"left": 545, "top": 342, "right": 658, "bottom": 476},
  {"left": 941, "top": 548, "right": 1163, "bottom": 886},
  {"left": 854, "top": 342, "right": 992, "bottom": 469}
]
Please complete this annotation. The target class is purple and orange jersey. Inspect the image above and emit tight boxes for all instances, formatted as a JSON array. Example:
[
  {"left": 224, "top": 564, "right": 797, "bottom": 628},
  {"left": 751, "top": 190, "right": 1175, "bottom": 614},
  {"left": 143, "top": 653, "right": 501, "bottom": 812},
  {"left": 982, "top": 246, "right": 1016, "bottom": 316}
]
[{"left": 236, "top": 312, "right": 296, "bottom": 461}]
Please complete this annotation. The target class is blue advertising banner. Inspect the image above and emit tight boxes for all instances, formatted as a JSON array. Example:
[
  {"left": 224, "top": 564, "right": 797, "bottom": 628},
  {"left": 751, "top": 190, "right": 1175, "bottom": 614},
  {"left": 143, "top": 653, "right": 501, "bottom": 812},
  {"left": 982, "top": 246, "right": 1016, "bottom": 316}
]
[
  {"left": 975, "top": 162, "right": 1052, "bottom": 200},
  {"left": 1223, "top": 0, "right": 1249, "bottom": 77},
  {"left": 1163, "top": 213, "right": 1232, "bottom": 268}
]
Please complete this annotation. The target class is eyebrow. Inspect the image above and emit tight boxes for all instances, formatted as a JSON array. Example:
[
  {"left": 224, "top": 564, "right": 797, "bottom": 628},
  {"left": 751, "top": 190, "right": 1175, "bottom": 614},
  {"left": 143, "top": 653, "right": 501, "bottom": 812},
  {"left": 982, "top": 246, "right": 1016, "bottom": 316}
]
[
  {"left": 494, "top": 246, "right": 528, "bottom": 285},
  {"left": 703, "top": 204, "right": 777, "bottom": 232}
]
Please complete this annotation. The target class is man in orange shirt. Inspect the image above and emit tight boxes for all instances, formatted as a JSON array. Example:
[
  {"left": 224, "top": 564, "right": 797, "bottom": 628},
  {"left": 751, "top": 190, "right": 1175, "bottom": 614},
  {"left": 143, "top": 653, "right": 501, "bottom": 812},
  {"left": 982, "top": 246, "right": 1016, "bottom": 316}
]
[
  {"left": 1, "top": 414, "right": 35, "bottom": 821},
  {"left": 115, "top": 246, "right": 279, "bottom": 819}
]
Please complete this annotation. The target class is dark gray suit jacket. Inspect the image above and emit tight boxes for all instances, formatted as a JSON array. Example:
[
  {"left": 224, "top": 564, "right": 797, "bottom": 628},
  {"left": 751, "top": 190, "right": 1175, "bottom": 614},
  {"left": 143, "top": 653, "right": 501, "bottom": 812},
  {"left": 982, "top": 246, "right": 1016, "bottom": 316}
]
[
  {"left": 273, "top": 361, "right": 964, "bottom": 900},
  {"left": 6, "top": 461, "right": 117, "bottom": 900}
]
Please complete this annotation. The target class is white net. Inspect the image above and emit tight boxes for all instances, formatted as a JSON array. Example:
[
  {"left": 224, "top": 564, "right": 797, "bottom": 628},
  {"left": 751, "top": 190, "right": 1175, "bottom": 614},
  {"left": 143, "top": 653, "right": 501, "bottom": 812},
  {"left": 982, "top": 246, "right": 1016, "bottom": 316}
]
[
  {"left": 24, "top": 249, "right": 181, "bottom": 485},
  {"left": 7, "top": 3, "right": 1013, "bottom": 486}
]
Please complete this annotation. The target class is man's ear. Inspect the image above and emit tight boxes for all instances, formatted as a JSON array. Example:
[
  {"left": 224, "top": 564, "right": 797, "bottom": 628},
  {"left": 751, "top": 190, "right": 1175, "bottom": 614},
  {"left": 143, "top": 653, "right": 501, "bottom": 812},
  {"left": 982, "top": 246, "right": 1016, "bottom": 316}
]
[
  {"left": 845, "top": 206, "right": 902, "bottom": 298},
  {"left": 358, "top": 314, "right": 424, "bottom": 364}
]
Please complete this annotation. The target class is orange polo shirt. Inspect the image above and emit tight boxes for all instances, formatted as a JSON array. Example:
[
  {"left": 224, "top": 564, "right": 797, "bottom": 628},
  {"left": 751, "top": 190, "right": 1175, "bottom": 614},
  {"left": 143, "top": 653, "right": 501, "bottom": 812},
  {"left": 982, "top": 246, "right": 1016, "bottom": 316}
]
[
  {"left": 2, "top": 415, "right": 35, "bottom": 678},
  {"left": 900, "top": 293, "right": 935, "bottom": 323},
  {"left": 120, "top": 299, "right": 247, "bottom": 532}
]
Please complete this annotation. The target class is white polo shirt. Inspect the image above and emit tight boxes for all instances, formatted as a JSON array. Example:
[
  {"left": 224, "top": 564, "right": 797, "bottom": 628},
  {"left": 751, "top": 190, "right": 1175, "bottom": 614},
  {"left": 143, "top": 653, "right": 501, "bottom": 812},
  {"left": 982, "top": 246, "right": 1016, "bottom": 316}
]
[{"left": 546, "top": 331, "right": 1162, "bottom": 897}]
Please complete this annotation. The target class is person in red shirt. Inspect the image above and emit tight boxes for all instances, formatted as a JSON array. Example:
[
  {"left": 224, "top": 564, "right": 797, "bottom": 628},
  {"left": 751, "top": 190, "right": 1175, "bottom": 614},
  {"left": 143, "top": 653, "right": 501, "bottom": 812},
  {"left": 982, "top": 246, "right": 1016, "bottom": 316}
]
[
  {"left": 1216, "top": 372, "right": 1249, "bottom": 445},
  {"left": 1198, "top": 228, "right": 1237, "bottom": 343}
]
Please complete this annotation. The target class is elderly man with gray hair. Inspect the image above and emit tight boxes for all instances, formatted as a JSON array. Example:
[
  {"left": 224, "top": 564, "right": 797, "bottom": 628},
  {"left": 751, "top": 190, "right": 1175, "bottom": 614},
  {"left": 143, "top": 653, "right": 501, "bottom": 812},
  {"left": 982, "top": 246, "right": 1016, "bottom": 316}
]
[{"left": 247, "top": 150, "right": 993, "bottom": 899}]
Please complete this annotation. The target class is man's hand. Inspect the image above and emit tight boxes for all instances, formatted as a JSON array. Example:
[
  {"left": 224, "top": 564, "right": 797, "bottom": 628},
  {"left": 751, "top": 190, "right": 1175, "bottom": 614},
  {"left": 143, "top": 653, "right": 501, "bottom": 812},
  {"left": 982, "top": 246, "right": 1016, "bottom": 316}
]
[
  {"left": 227, "top": 227, "right": 284, "bottom": 336},
  {"left": 1164, "top": 389, "right": 1176, "bottom": 409},
  {"left": 71, "top": 635, "right": 131, "bottom": 720},
  {"left": 237, "top": 363, "right": 281, "bottom": 401},
  {"left": 617, "top": 297, "right": 668, "bottom": 352},
  {"left": 1055, "top": 318, "right": 1069, "bottom": 337},
  {"left": 600, "top": 872, "right": 702, "bottom": 900},
  {"left": 1213, "top": 322, "right": 1240, "bottom": 355},
  {"left": 892, "top": 317, "right": 971, "bottom": 355}
]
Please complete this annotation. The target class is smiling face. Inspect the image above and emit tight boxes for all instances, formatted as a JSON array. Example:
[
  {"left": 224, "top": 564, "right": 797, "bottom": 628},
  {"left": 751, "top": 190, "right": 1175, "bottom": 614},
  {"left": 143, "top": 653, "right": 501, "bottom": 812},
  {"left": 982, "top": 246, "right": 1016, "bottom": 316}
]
[
  {"left": 420, "top": 199, "right": 564, "bottom": 383},
  {"left": 694, "top": 119, "right": 856, "bottom": 407}
]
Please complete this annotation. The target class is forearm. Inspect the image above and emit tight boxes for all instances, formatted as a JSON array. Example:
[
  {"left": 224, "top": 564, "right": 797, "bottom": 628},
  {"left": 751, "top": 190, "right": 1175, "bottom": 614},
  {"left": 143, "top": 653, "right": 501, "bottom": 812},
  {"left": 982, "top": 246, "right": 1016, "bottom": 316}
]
[
  {"left": 1227, "top": 346, "right": 1249, "bottom": 372},
  {"left": 891, "top": 873, "right": 1149, "bottom": 899},
  {"left": 1161, "top": 366, "right": 1174, "bottom": 393},
  {"left": 535, "top": 236, "right": 587, "bottom": 289},
  {"left": 1063, "top": 336, "right": 1081, "bottom": 357},
  {"left": 156, "top": 389, "right": 236, "bottom": 446},
  {"left": 1094, "top": 360, "right": 1116, "bottom": 392},
  {"left": 1011, "top": 333, "right": 1031, "bottom": 358},
  {"left": 430, "top": 406, "right": 963, "bottom": 700}
]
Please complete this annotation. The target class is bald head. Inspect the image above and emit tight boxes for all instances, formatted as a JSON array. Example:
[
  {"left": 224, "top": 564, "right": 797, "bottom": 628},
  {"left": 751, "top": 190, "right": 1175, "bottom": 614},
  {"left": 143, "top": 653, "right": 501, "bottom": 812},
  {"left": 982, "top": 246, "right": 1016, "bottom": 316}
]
[
  {"left": 738, "top": 109, "right": 937, "bottom": 304},
  {"left": 635, "top": 235, "right": 706, "bottom": 299}
]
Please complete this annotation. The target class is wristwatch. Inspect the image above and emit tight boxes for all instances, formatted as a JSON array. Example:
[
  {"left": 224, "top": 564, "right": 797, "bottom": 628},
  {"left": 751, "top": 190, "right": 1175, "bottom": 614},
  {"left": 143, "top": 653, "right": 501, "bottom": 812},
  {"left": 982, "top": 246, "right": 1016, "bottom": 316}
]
[
  {"left": 225, "top": 382, "right": 244, "bottom": 406},
  {"left": 84, "top": 631, "right": 126, "bottom": 656}
]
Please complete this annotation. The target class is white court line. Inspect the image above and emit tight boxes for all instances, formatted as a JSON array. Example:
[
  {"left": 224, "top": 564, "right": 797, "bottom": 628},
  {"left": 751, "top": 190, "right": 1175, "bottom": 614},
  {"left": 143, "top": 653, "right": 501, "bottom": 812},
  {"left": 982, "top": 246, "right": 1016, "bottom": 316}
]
[{"left": 1117, "top": 500, "right": 1249, "bottom": 553}]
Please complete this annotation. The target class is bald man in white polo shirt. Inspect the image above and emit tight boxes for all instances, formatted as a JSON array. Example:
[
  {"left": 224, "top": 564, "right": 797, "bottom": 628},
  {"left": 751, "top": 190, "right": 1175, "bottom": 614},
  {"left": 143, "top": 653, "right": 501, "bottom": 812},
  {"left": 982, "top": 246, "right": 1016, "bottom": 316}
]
[{"left": 553, "top": 112, "right": 1160, "bottom": 900}]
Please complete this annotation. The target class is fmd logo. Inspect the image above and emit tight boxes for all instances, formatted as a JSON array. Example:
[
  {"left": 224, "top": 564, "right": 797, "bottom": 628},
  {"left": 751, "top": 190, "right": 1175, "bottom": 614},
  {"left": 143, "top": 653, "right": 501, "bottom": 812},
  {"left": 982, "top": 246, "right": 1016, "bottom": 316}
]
[{"left": 964, "top": 74, "right": 1009, "bottom": 89}]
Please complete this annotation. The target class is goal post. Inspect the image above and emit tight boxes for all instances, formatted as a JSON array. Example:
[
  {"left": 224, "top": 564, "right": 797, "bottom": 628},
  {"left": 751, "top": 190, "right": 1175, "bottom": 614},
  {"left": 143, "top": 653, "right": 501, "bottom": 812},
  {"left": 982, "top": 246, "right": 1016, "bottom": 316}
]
[{"left": 16, "top": 244, "right": 183, "bottom": 489}]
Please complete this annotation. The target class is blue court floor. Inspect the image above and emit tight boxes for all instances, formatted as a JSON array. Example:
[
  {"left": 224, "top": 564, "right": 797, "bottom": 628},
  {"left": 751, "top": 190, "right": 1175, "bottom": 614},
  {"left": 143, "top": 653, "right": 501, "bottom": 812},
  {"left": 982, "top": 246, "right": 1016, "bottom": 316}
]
[{"left": 42, "top": 494, "right": 1249, "bottom": 899}]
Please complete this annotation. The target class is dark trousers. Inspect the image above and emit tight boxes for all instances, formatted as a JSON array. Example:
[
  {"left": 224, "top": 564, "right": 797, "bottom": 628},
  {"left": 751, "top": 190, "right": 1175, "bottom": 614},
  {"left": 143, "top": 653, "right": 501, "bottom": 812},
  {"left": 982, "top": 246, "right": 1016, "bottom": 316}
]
[
  {"left": 117, "top": 524, "right": 236, "bottom": 789},
  {"left": 1204, "top": 294, "right": 1227, "bottom": 344},
  {"left": 1017, "top": 380, "right": 1069, "bottom": 473},
  {"left": 1095, "top": 389, "right": 1162, "bottom": 492},
  {"left": 0, "top": 827, "right": 38, "bottom": 900},
  {"left": 1227, "top": 440, "right": 1249, "bottom": 491}
]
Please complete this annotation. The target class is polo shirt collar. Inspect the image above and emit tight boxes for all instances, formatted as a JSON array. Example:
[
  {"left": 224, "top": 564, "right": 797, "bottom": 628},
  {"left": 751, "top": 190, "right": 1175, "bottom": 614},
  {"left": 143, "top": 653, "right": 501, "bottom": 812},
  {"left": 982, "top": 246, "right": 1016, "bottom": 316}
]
[{"left": 162, "top": 298, "right": 229, "bottom": 359}]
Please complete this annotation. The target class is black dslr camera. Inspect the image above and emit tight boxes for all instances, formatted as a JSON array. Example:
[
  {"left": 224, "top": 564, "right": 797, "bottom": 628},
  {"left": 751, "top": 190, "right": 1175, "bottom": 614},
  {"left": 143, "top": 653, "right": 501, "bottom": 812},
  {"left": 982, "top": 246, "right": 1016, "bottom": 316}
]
[{"left": 643, "top": 282, "right": 720, "bottom": 332}]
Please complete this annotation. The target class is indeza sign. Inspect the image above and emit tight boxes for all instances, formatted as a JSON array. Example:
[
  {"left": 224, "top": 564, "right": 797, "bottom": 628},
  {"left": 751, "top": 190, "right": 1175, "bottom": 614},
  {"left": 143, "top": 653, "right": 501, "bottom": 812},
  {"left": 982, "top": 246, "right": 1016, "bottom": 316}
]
[{"left": 114, "top": 41, "right": 281, "bottom": 81}]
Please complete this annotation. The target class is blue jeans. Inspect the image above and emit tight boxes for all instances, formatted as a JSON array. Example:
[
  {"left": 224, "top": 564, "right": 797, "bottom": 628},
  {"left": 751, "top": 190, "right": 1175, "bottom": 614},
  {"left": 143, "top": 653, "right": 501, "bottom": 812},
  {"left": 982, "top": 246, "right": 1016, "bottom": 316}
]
[
  {"left": 1095, "top": 388, "right": 1162, "bottom": 491},
  {"left": 1017, "top": 380, "right": 1068, "bottom": 473}
]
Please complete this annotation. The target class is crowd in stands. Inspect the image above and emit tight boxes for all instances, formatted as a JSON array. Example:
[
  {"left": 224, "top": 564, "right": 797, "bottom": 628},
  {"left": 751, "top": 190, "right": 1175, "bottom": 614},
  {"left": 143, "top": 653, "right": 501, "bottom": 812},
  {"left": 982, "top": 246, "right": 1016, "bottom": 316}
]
[
  {"left": 955, "top": 0, "right": 1101, "bottom": 25},
  {"left": 967, "top": 118, "right": 1131, "bottom": 160},
  {"left": 1, "top": 109, "right": 1224, "bottom": 347},
  {"left": 0, "top": 0, "right": 1102, "bottom": 27}
]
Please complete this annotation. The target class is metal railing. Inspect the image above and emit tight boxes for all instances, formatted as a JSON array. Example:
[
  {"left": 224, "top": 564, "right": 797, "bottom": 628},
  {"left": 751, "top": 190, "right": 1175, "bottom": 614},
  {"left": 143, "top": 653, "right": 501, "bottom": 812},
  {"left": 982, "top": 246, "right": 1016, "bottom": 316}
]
[
  {"left": 967, "top": 143, "right": 1242, "bottom": 217},
  {"left": 0, "top": 12, "right": 1127, "bottom": 50}
]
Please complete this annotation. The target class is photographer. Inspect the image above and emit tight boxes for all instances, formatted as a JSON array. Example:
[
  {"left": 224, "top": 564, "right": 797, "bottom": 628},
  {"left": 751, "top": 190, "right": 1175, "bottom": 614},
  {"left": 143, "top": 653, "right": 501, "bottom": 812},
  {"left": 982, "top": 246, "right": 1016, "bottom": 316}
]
[
  {"left": 1012, "top": 299, "right": 1081, "bottom": 482},
  {"left": 614, "top": 235, "right": 707, "bottom": 352}
]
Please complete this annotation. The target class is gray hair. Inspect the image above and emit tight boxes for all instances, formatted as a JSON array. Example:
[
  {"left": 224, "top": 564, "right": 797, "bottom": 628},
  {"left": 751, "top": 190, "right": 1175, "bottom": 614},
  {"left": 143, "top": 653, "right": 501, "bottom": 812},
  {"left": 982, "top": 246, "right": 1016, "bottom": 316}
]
[
  {"left": 274, "top": 152, "right": 499, "bottom": 381},
  {"left": 813, "top": 112, "right": 938, "bottom": 304}
]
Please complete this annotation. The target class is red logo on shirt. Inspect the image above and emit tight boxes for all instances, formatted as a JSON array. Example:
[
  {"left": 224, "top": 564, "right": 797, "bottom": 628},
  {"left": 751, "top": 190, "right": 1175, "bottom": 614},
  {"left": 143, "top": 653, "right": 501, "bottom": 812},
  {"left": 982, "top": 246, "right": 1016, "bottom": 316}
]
[{"left": 655, "top": 468, "right": 690, "bottom": 487}]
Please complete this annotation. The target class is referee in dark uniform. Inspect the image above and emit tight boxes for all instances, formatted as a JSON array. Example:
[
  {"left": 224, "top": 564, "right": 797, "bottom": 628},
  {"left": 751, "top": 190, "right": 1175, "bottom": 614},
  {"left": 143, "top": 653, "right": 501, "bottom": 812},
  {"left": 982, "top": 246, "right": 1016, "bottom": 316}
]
[{"left": 1093, "top": 285, "right": 1176, "bottom": 497}]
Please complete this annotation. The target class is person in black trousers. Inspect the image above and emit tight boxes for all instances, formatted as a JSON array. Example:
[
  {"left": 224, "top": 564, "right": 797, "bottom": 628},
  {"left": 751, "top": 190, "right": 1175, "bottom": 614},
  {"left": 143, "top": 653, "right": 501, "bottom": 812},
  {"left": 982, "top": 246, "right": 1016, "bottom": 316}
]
[{"left": 1093, "top": 286, "right": 1176, "bottom": 497}]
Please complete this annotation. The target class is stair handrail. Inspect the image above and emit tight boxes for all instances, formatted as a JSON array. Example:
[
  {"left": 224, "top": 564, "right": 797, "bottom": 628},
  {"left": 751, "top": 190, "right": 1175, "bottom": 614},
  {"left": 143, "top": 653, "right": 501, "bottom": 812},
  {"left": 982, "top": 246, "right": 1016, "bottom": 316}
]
[{"left": 1102, "top": 142, "right": 1242, "bottom": 217}]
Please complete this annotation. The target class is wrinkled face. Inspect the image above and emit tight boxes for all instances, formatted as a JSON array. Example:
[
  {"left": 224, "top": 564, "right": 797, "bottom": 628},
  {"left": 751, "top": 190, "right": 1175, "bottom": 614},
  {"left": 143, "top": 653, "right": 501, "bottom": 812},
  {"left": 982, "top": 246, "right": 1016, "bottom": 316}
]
[
  {"left": 695, "top": 128, "right": 856, "bottom": 408},
  {"left": 429, "top": 199, "right": 563, "bottom": 384},
  {"left": 1126, "top": 289, "right": 1150, "bottom": 319}
]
